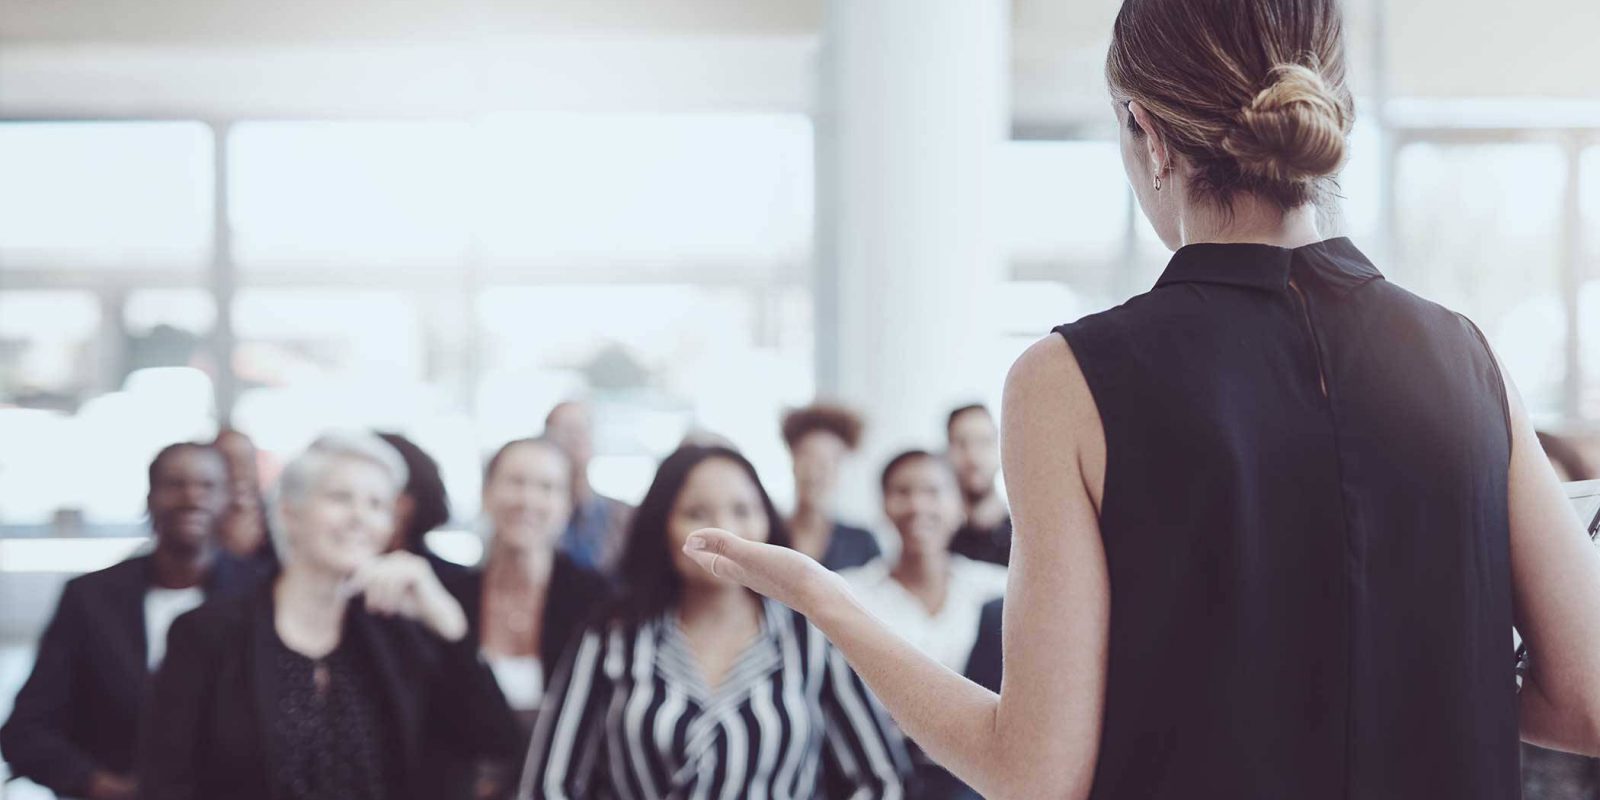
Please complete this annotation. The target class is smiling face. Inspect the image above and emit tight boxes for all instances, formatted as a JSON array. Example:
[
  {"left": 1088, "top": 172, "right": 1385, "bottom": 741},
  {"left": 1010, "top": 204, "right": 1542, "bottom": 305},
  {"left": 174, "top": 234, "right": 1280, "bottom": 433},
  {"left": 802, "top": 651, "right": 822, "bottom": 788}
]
[
  {"left": 544, "top": 402, "right": 594, "bottom": 469},
  {"left": 148, "top": 446, "right": 231, "bottom": 555},
  {"left": 482, "top": 440, "right": 572, "bottom": 555},
  {"left": 280, "top": 455, "right": 398, "bottom": 578},
  {"left": 667, "top": 457, "right": 772, "bottom": 591},
  {"left": 946, "top": 408, "right": 1000, "bottom": 501},
  {"left": 790, "top": 430, "right": 847, "bottom": 512},
  {"left": 883, "top": 456, "right": 965, "bottom": 559}
]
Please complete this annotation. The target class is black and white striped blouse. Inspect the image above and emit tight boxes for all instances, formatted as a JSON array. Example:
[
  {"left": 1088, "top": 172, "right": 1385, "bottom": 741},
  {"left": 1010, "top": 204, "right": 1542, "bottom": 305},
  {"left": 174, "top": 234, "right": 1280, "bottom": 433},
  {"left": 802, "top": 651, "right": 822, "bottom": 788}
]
[{"left": 518, "top": 599, "right": 910, "bottom": 800}]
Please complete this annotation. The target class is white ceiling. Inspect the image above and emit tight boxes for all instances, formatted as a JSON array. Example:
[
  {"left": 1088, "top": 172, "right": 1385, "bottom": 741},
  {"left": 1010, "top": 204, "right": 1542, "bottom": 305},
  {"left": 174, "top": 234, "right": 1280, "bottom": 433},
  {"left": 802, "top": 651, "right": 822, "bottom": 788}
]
[{"left": 0, "top": 0, "right": 1594, "bottom": 125}]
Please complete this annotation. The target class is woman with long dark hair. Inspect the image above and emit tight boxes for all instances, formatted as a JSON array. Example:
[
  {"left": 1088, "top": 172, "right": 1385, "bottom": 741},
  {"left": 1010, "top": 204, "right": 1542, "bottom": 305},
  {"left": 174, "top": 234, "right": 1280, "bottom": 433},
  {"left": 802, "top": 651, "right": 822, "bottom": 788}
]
[
  {"left": 518, "top": 445, "right": 908, "bottom": 799},
  {"left": 679, "top": 1, "right": 1600, "bottom": 798}
]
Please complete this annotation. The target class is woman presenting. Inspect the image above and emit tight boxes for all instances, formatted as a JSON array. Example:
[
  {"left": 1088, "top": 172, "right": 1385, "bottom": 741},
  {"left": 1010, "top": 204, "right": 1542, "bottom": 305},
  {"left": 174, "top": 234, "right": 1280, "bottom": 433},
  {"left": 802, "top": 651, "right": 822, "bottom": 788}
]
[{"left": 682, "top": 0, "right": 1600, "bottom": 798}]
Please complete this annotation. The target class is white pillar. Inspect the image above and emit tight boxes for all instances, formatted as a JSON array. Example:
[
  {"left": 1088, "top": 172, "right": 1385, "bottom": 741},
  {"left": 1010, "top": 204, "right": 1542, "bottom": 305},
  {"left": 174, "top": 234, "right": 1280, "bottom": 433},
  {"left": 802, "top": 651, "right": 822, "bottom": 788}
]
[{"left": 815, "top": 0, "right": 1010, "bottom": 521}]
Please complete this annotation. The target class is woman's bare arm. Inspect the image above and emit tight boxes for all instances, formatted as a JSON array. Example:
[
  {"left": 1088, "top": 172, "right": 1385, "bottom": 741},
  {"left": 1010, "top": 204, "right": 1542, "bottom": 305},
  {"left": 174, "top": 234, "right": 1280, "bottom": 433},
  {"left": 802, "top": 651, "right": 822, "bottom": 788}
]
[
  {"left": 684, "top": 334, "right": 1110, "bottom": 799},
  {"left": 1505, "top": 375, "right": 1600, "bottom": 754}
]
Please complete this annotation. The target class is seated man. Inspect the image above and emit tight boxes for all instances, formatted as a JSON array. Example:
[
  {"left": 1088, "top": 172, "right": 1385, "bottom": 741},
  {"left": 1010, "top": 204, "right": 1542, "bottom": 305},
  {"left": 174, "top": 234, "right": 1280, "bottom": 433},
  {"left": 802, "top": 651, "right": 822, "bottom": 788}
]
[{"left": 0, "top": 442, "right": 266, "bottom": 800}]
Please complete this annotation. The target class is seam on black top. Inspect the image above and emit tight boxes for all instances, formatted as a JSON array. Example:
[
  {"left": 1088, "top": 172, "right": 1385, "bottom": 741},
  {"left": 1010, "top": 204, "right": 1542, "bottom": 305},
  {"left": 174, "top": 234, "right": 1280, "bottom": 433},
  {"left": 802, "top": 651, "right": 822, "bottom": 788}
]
[{"left": 1291, "top": 279, "right": 1358, "bottom": 800}]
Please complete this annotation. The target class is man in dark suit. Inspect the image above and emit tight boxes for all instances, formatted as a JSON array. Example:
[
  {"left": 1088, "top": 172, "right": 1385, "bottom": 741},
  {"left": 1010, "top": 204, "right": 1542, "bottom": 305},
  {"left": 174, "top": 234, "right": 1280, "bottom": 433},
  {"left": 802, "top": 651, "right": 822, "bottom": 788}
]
[{"left": 0, "top": 442, "right": 265, "bottom": 799}]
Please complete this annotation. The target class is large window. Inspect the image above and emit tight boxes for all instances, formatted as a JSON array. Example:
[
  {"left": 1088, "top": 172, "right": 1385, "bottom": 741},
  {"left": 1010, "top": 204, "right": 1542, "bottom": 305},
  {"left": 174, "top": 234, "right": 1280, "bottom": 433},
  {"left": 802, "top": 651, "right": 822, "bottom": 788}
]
[
  {"left": 477, "top": 114, "right": 813, "bottom": 273},
  {"left": 2, "top": 115, "right": 1597, "bottom": 537},
  {"left": 1394, "top": 141, "right": 1569, "bottom": 418},
  {"left": 1578, "top": 145, "right": 1600, "bottom": 418},
  {"left": 229, "top": 122, "right": 473, "bottom": 268},
  {"left": 0, "top": 114, "right": 817, "bottom": 535},
  {"left": 0, "top": 122, "right": 213, "bottom": 269}
]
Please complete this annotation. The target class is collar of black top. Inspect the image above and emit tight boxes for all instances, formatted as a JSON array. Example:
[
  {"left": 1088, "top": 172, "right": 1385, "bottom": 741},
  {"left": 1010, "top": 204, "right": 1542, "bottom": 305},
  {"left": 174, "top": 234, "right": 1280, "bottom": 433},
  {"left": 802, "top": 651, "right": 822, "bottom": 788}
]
[{"left": 1153, "top": 236, "right": 1383, "bottom": 293}]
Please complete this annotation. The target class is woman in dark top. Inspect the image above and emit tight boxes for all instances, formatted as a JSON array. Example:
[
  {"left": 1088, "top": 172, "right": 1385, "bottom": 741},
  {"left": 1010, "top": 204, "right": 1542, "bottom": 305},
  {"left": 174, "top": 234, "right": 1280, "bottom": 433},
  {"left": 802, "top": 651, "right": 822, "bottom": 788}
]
[
  {"left": 431, "top": 438, "right": 610, "bottom": 800},
  {"left": 377, "top": 432, "right": 470, "bottom": 582},
  {"left": 379, "top": 433, "right": 608, "bottom": 799},
  {"left": 519, "top": 445, "right": 908, "bottom": 799},
  {"left": 139, "top": 433, "right": 519, "bottom": 800},
  {"left": 678, "top": 1, "right": 1600, "bottom": 798},
  {"left": 780, "top": 403, "right": 882, "bottom": 570}
]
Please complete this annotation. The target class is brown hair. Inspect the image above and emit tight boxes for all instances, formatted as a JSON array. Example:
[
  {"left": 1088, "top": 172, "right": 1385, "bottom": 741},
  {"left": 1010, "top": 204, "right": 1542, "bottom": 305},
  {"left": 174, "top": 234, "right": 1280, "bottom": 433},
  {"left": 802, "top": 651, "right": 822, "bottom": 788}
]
[
  {"left": 1107, "top": 0, "right": 1355, "bottom": 210},
  {"left": 781, "top": 403, "right": 865, "bottom": 451},
  {"left": 946, "top": 403, "right": 992, "bottom": 434}
]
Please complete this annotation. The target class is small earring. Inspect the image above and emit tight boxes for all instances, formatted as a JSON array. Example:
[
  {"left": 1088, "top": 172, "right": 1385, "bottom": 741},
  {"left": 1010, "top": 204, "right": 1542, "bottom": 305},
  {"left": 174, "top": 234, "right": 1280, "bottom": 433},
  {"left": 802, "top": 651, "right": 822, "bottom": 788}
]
[{"left": 1154, "top": 171, "right": 1163, "bottom": 191}]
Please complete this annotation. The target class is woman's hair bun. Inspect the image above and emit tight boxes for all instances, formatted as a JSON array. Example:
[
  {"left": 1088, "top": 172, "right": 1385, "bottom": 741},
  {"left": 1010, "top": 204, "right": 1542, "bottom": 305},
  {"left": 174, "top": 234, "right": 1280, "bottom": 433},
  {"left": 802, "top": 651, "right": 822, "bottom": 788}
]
[{"left": 1221, "top": 62, "right": 1351, "bottom": 185}]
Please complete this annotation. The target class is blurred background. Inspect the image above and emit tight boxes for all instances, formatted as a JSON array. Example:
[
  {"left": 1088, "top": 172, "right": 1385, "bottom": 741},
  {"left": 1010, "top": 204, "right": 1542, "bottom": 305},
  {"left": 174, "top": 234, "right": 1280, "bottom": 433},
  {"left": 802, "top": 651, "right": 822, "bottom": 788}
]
[{"left": 0, "top": 0, "right": 1597, "bottom": 787}]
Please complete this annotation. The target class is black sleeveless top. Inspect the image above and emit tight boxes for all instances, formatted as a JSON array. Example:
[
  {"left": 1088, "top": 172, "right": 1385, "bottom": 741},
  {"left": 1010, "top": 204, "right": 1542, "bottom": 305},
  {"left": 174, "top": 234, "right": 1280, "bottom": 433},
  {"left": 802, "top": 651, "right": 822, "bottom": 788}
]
[{"left": 1054, "top": 238, "right": 1518, "bottom": 800}]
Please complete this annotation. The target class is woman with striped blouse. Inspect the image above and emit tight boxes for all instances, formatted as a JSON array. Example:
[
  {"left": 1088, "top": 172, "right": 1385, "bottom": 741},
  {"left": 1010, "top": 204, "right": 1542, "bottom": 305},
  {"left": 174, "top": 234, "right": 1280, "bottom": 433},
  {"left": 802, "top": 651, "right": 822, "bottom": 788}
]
[{"left": 518, "top": 444, "right": 909, "bottom": 800}]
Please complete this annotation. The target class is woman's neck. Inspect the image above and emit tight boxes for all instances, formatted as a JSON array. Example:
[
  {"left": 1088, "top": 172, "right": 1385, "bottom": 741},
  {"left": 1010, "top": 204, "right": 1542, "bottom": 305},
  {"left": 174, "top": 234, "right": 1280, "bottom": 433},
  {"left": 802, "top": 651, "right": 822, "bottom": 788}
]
[
  {"left": 273, "top": 562, "right": 350, "bottom": 657},
  {"left": 677, "top": 581, "right": 761, "bottom": 630},
  {"left": 1178, "top": 199, "right": 1323, "bottom": 249},
  {"left": 789, "top": 504, "right": 833, "bottom": 560},
  {"left": 892, "top": 545, "right": 951, "bottom": 615},
  {"left": 485, "top": 538, "right": 555, "bottom": 587}
]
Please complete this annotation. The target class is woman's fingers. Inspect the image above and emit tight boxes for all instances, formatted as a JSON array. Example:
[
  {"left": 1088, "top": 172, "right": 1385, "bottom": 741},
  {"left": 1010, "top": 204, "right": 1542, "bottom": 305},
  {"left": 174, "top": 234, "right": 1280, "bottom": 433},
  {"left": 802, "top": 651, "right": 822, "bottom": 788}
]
[
  {"left": 684, "top": 527, "right": 755, "bottom": 585},
  {"left": 683, "top": 527, "right": 836, "bottom": 613}
]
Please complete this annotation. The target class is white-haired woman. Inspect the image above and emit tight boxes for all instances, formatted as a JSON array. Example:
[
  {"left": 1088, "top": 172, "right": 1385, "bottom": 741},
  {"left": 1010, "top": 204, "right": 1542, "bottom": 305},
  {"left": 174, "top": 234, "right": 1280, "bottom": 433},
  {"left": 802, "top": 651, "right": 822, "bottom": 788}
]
[{"left": 138, "top": 433, "right": 519, "bottom": 800}]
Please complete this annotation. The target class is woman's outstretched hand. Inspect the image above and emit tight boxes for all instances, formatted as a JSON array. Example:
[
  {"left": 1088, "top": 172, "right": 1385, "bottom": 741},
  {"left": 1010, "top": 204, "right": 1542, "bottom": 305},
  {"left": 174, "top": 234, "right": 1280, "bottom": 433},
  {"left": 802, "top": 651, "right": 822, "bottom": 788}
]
[{"left": 682, "top": 528, "right": 849, "bottom": 616}]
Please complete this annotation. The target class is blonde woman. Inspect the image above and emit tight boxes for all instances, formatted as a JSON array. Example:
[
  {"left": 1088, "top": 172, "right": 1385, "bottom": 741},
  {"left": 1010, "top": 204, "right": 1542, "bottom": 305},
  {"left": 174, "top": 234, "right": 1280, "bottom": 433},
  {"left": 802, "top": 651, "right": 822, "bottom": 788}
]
[
  {"left": 682, "top": 0, "right": 1600, "bottom": 797},
  {"left": 139, "top": 433, "right": 518, "bottom": 800}
]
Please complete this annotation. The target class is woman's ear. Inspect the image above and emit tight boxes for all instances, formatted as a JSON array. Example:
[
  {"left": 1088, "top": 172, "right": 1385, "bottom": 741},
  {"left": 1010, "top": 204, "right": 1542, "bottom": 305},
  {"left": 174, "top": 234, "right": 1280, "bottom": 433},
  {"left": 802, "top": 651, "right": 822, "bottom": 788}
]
[{"left": 1127, "top": 100, "right": 1171, "bottom": 176}]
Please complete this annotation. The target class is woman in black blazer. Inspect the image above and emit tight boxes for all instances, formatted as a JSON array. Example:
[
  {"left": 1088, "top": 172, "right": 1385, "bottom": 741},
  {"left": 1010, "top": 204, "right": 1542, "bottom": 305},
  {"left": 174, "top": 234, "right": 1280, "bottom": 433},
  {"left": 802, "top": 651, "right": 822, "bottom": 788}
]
[
  {"left": 424, "top": 437, "right": 611, "bottom": 800},
  {"left": 138, "top": 432, "right": 519, "bottom": 800}
]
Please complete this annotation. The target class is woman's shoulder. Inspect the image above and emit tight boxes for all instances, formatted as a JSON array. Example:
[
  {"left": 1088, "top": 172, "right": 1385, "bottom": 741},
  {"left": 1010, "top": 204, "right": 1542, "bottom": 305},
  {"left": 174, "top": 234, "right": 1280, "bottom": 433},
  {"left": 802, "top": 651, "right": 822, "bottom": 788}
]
[
  {"left": 821, "top": 523, "right": 883, "bottom": 571},
  {"left": 1052, "top": 285, "right": 1200, "bottom": 356},
  {"left": 165, "top": 586, "right": 263, "bottom": 657}
]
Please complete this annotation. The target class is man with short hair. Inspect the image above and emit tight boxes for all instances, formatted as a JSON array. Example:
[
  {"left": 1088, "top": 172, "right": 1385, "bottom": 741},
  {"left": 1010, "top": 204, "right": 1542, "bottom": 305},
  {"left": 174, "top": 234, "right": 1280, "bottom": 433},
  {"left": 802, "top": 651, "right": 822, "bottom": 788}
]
[
  {"left": 0, "top": 442, "right": 266, "bottom": 800},
  {"left": 945, "top": 404, "right": 1014, "bottom": 566},
  {"left": 544, "top": 401, "right": 635, "bottom": 575}
]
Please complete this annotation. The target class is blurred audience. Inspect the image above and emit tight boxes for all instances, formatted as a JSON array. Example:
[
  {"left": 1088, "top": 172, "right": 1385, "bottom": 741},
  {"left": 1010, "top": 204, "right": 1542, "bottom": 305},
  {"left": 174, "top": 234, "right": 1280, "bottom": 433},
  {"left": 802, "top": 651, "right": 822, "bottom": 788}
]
[
  {"left": 430, "top": 438, "right": 609, "bottom": 800},
  {"left": 842, "top": 451, "right": 1005, "bottom": 673},
  {"left": 840, "top": 450, "right": 1006, "bottom": 800},
  {"left": 376, "top": 432, "right": 465, "bottom": 581},
  {"left": 781, "top": 403, "right": 882, "bottom": 571},
  {"left": 944, "top": 404, "right": 1012, "bottom": 565},
  {"left": 213, "top": 428, "right": 275, "bottom": 563},
  {"left": 137, "top": 433, "right": 518, "bottom": 800},
  {"left": 0, "top": 442, "right": 263, "bottom": 800},
  {"left": 519, "top": 445, "right": 909, "bottom": 799},
  {"left": 544, "top": 401, "right": 635, "bottom": 575}
]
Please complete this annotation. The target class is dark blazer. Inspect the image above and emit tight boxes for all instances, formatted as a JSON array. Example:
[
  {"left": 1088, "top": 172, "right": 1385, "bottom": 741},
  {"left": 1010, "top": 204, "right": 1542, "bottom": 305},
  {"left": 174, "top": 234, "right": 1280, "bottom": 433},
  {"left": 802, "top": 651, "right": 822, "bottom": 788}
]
[
  {"left": 421, "top": 552, "right": 611, "bottom": 800},
  {"left": 820, "top": 521, "right": 883, "bottom": 572},
  {"left": 445, "top": 551, "right": 610, "bottom": 666},
  {"left": 0, "top": 553, "right": 264, "bottom": 796},
  {"left": 137, "top": 583, "right": 521, "bottom": 800},
  {"left": 964, "top": 597, "right": 1005, "bottom": 693}
]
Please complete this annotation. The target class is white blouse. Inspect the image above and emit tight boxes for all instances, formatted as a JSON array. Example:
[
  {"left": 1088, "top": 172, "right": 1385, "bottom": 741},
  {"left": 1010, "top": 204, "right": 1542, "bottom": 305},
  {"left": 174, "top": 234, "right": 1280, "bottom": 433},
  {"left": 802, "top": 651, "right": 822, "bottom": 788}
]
[{"left": 840, "top": 555, "right": 1008, "bottom": 673}]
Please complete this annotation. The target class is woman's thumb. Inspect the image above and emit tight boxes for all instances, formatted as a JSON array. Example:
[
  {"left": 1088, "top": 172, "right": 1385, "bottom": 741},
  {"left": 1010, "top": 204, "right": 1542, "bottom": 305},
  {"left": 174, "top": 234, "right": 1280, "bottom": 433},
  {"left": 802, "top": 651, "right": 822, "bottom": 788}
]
[{"left": 684, "top": 527, "right": 740, "bottom": 575}]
